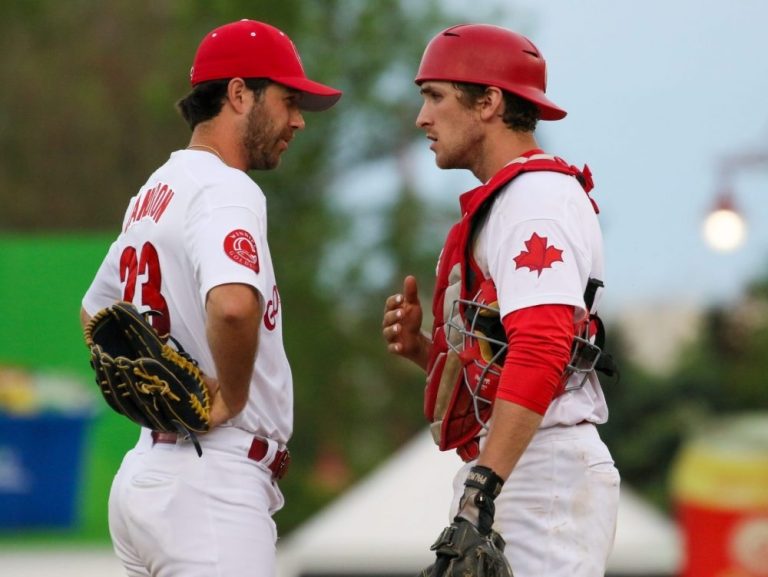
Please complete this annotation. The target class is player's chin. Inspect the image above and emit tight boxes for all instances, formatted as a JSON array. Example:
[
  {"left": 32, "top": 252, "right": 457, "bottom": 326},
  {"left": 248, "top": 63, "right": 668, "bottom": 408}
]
[
  {"left": 268, "top": 155, "right": 282, "bottom": 169},
  {"left": 434, "top": 153, "right": 456, "bottom": 170},
  {"left": 250, "top": 153, "right": 282, "bottom": 171},
  {"left": 430, "top": 146, "right": 449, "bottom": 167}
]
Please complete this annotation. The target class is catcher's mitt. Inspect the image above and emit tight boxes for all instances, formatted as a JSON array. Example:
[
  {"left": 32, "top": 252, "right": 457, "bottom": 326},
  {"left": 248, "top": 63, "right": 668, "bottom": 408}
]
[
  {"left": 420, "top": 518, "right": 513, "bottom": 577},
  {"left": 84, "top": 302, "right": 211, "bottom": 456}
]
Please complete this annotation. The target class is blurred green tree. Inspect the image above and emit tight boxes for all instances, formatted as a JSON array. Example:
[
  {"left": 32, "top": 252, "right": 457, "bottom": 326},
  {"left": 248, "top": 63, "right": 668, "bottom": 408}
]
[{"left": 0, "top": 0, "right": 505, "bottom": 536}]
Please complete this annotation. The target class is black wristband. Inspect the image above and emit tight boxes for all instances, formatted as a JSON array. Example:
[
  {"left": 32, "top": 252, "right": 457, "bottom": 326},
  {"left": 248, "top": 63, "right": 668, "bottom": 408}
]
[{"left": 464, "top": 465, "right": 504, "bottom": 499}]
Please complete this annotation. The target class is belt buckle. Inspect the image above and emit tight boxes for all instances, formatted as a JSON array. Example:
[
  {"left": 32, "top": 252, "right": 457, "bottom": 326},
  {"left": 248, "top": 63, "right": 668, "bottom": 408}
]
[{"left": 272, "top": 449, "right": 291, "bottom": 480}]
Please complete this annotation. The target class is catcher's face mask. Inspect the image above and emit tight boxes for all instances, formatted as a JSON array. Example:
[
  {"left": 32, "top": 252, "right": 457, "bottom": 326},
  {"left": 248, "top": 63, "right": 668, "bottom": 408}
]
[
  {"left": 444, "top": 280, "right": 506, "bottom": 433},
  {"left": 445, "top": 279, "right": 605, "bottom": 432}
]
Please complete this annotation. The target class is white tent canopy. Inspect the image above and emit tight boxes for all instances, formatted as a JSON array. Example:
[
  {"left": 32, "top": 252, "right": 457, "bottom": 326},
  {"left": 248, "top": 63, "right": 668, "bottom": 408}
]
[{"left": 277, "top": 429, "right": 682, "bottom": 577}]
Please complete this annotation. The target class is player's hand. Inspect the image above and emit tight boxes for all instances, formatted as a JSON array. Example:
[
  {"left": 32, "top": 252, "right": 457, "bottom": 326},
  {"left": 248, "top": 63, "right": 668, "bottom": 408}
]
[
  {"left": 382, "top": 275, "right": 430, "bottom": 369},
  {"left": 204, "top": 376, "right": 231, "bottom": 429}
]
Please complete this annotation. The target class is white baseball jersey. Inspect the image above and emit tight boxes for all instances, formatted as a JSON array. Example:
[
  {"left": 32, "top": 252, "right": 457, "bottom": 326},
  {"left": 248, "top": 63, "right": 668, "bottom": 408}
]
[
  {"left": 474, "top": 169, "right": 609, "bottom": 428},
  {"left": 83, "top": 149, "right": 293, "bottom": 444}
]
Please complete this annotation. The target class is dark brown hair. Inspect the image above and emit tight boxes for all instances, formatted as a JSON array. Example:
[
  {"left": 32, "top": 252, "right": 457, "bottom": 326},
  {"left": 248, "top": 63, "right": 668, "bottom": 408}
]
[
  {"left": 176, "top": 78, "right": 271, "bottom": 130},
  {"left": 453, "top": 82, "right": 540, "bottom": 132}
]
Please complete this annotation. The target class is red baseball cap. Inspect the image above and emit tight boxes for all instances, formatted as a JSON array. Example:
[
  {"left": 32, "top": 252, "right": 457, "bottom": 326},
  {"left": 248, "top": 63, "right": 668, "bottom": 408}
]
[{"left": 190, "top": 19, "right": 342, "bottom": 112}]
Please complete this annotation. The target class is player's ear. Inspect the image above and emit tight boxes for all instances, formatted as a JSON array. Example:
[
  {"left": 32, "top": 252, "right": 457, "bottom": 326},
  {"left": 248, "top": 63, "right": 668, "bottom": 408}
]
[
  {"left": 225, "top": 78, "right": 250, "bottom": 114},
  {"left": 478, "top": 86, "right": 504, "bottom": 121}
]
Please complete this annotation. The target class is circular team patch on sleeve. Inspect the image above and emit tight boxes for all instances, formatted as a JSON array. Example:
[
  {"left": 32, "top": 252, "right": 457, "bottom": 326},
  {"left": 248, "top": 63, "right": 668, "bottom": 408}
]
[{"left": 224, "top": 229, "right": 260, "bottom": 273}]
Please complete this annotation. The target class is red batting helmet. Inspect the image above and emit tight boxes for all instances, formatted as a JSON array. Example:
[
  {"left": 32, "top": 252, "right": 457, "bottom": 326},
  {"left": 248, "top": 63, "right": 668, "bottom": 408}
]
[{"left": 415, "top": 24, "right": 566, "bottom": 121}]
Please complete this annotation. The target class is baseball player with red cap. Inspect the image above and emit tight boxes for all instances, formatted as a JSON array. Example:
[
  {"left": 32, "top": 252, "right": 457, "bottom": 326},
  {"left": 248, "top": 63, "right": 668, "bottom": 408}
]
[
  {"left": 81, "top": 19, "right": 340, "bottom": 577},
  {"left": 382, "top": 24, "right": 620, "bottom": 576}
]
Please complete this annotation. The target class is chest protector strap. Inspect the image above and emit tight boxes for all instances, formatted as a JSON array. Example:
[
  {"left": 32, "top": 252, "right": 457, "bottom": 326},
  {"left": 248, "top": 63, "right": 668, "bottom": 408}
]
[{"left": 424, "top": 153, "right": 603, "bottom": 459}]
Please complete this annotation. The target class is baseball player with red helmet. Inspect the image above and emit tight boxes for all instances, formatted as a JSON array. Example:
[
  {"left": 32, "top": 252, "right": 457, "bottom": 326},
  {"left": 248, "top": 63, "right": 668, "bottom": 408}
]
[
  {"left": 383, "top": 24, "right": 620, "bottom": 576},
  {"left": 80, "top": 19, "right": 340, "bottom": 577}
]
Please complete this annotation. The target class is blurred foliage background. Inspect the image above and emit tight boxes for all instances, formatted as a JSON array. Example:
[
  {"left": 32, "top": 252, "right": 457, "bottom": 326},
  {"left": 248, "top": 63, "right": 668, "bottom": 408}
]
[{"left": 1, "top": 0, "right": 767, "bottom": 547}]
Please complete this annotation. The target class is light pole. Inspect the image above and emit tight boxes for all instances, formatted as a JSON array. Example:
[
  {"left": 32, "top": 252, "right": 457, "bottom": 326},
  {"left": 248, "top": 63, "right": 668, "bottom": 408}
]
[{"left": 703, "top": 150, "right": 768, "bottom": 252}]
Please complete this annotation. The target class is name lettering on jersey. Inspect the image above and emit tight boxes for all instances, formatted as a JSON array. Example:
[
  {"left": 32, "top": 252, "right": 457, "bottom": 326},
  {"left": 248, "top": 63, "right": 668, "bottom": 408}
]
[
  {"left": 513, "top": 232, "right": 563, "bottom": 276},
  {"left": 224, "top": 229, "right": 260, "bottom": 273},
  {"left": 124, "top": 183, "right": 175, "bottom": 231},
  {"left": 264, "top": 285, "right": 280, "bottom": 331}
]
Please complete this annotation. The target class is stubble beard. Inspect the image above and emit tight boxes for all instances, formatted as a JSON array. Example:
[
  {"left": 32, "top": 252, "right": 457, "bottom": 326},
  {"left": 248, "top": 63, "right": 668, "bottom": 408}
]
[
  {"left": 435, "top": 141, "right": 476, "bottom": 172},
  {"left": 243, "top": 102, "right": 282, "bottom": 171},
  {"left": 434, "top": 123, "right": 484, "bottom": 173}
]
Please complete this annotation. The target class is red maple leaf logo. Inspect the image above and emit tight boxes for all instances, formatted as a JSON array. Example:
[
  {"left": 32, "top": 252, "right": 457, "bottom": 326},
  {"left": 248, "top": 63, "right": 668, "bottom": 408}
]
[{"left": 513, "top": 232, "right": 563, "bottom": 276}]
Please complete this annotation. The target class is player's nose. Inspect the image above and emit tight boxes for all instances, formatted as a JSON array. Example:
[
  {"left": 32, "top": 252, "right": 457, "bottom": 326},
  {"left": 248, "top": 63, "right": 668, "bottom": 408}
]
[
  {"left": 415, "top": 103, "right": 431, "bottom": 129},
  {"left": 291, "top": 110, "right": 306, "bottom": 131}
]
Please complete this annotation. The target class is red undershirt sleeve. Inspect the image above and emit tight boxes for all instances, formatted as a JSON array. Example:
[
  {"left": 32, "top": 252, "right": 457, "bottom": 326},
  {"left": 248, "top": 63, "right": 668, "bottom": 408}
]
[{"left": 496, "top": 304, "right": 576, "bottom": 415}]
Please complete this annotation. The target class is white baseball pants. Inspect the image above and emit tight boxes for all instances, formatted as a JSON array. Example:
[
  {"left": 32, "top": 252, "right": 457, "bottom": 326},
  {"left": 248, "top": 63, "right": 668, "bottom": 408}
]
[
  {"left": 451, "top": 422, "right": 620, "bottom": 577},
  {"left": 108, "top": 428, "right": 285, "bottom": 577}
]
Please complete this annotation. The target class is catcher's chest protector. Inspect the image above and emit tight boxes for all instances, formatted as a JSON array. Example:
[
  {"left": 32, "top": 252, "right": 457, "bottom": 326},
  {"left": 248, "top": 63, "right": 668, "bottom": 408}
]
[{"left": 424, "top": 153, "right": 595, "bottom": 460}]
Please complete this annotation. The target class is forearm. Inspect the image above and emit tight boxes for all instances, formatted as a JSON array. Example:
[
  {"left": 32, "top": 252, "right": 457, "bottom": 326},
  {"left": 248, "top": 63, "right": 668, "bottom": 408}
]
[
  {"left": 478, "top": 304, "right": 575, "bottom": 478},
  {"left": 206, "top": 284, "right": 261, "bottom": 416},
  {"left": 476, "top": 398, "right": 543, "bottom": 480},
  {"left": 455, "top": 399, "right": 541, "bottom": 536}
]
